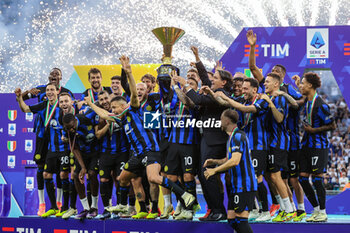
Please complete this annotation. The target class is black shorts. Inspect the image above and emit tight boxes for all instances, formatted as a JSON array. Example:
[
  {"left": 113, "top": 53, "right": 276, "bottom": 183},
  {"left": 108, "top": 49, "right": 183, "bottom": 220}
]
[
  {"left": 227, "top": 191, "right": 256, "bottom": 213},
  {"left": 251, "top": 150, "right": 267, "bottom": 176},
  {"left": 267, "top": 148, "right": 288, "bottom": 173},
  {"left": 98, "top": 152, "right": 129, "bottom": 179},
  {"left": 124, "top": 151, "right": 161, "bottom": 177},
  {"left": 74, "top": 152, "right": 99, "bottom": 175},
  {"left": 33, "top": 136, "right": 48, "bottom": 165},
  {"left": 288, "top": 149, "right": 300, "bottom": 178},
  {"left": 299, "top": 147, "right": 328, "bottom": 175},
  {"left": 165, "top": 143, "right": 197, "bottom": 176},
  {"left": 44, "top": 152, "right": 70, "bottom": 174}
]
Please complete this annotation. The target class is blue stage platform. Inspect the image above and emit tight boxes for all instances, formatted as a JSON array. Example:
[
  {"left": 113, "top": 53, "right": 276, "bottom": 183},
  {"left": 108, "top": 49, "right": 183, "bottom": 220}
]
[{"left": 1, "top": 215, "right": 350, "bottom": 233}]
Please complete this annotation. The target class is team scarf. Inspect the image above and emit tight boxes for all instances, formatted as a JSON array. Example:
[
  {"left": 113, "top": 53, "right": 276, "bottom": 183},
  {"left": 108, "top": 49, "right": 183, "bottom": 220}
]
[
  {"left": 227, "top": 126, "right": 239, "bottom": 154},
  {"left": 306, "top": 92, "right": 318, "bottom": 125},
  {"left": 88, "top": 87, "right": 104, "bottom": 103},
  {"left": 141, "top": 99, "right": 148, "bottom": 110},
  {"left": 44, "top": 99, "right": 58, "bottom": 128},
  {"left": 242, "top": 95, "right": 258, "bottom": 128}
]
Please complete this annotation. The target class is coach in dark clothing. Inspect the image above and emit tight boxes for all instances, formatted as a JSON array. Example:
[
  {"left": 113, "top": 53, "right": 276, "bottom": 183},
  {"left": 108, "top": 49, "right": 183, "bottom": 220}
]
[{"left": 183, "top": 52, "right": 233, "bottom": 220}]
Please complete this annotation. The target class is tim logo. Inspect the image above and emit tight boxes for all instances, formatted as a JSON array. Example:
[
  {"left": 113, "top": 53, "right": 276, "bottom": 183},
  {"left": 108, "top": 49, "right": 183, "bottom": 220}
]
[
  {"left": 54, "top": 230, "right": 97, "bottom": 233},
  {"left": 143, "top": 110, "right": 161, "bottom": 129},
  {"left": 1, "top": 227, "right": 41, "bottom": 233}
]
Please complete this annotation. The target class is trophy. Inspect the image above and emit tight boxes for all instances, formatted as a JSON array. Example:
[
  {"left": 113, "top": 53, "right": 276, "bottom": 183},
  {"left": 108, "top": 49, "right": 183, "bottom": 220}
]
[{"left": 152, "top": 27, "right": 185, "bottom": 81}]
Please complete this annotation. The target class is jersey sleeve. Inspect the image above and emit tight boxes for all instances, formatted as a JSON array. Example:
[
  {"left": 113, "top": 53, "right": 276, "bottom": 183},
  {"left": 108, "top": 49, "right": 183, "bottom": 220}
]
[
  {"left": 29, "top": 101, "right": 46, "bottom": 114},
  {"left": 254, "top": 99, "right": 269, "bottom": 115},
  {"left": 287, "top": 84, "right": 302, "bottom": 100},
  {"left": 274, "top": 96, "right": 287, "bottom": 115},
  {"left": 319, "top": 103, "right": 334, "bottom": 125},
  {"left": 231, "top": 132, "right": 245, "bottom": 154}
]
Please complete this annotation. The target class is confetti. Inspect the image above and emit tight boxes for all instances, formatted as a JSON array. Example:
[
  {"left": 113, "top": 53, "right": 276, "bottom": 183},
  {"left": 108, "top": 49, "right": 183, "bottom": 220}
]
[{"left": 0, "top": 0, "right": 349, "bottom": 93}]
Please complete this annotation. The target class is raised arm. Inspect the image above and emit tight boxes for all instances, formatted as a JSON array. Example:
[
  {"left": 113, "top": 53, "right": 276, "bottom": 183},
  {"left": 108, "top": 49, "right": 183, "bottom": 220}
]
[
  {"left": 120, "top": 55, "right": 139, "bottom": 108},
  {"left": 15, "top": 88, "right": 31, "bottom": 113},
  {"left": 247, "top": 30, "right": 264, "bottom": 83},
  {"left": 121, "top": 68, "right": 131, "bottom": 96},
  {"left": 191, "top": 46, "right": 211, "bottom": 86}
]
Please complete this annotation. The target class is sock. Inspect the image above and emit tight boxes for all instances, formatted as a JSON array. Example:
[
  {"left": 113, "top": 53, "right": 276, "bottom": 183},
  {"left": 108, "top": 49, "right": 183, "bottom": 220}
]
[
  {"left": 91, "top": 195, "right": 98, "bottom": 209},
  {"left": 100, "top": 182, "right": 111, "bottom": 207},
  {"left": 314, "top": 206, "right": 320, "bottom": 212},
  {"left": 44, "top": 178, "right": 57, "bottom": 209},
  {"left": 56, "top": 188, "right": 63, "bottom": 204},
  {"left": 37, "top": 168, "right": 44, "bottom": 190},
  {"left": 282, "top": 197, "right": 293, "bottom": 213},
  {"left": 312, "top": 176, "right": 326, "bottom": 210},
  {"left": 299, "top": 176, "right": 319, "bottom": 207},
  {"left": 69, "top": 179, "right": 77, "bottom": 209},
  {"left": 116, "top": 183, "right": 121, "bottom": 205},
  {"left": 151, "top": 200, "right": 159, "bottom": 213},
  {"left": 38, "top": 189, "right": 45, "bottom": 204},
  {"left": 275, "top": 195, "right": 285, "bottom": 210},
  {"left": 120, "top": 186, "right": 130, "bottom": 205},
  {"left": 320, "top": 209, "right": 326, "bottom": 214},
  {"left": 86, "top": 179, "right": 92, "bottom": 207},
  {"left": 62, "top": 178, "right": 69, "bottom": 211},
  {"left": 298, "top": 203, "right": 305, "bottom": 211},
  {"left": 129, "top": 195, "right": 136, "bottom": 206},
  {"left": 139, "top": 201, "right": 147, "bottom": 212},
  {"left": 80, "top": 197, "right": 89, "bottom": 210},
  {"left": 291, "top": 200, "right": 297, "bottom": 212},
  {"left": 258, "top": 182, "right": 268, "bottom": 212},
  {"left": 235, "top": 217, "right": 253, "bottom": 233},
  {"left": 163, "top": 194, "right": 171, "bottom": 208},
  {"left": 161, "top": 177, "right": 185, "bottom": 197}
]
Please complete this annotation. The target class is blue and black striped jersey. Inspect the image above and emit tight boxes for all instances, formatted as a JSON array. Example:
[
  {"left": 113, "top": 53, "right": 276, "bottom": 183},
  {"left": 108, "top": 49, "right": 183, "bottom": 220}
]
[
  {"left": 268, "top": 95, "right": 290, "bottom": 151},
  {"left": 301, "top": 95, "right": 334, "bottom": 149},
  {"left": 281, "top": 83, "right": 303, "bottom": 151},
  {"left": 168, "top": 89, "right": 200, "bottom": 145},
  {"left": 227, "top": 128, "right": 258, "bottom": 193},
  {"left": 29, "top": 101, "right": 68, "bottom": 153},
  {"left": 112, "top": 105, "right": 159, "bottom": 156},
  {"left": 238, "top": 98, "right": 270, "bottom": 151}
]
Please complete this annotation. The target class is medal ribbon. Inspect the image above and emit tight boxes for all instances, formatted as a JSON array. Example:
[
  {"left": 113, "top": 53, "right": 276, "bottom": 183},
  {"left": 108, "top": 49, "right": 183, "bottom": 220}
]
[
  {"left": 306, "top": 92, "right": 317, "bottom": 125},
  {"left": 243, "top": 95, "right": 258, "bottom": 128},
  {"left": 227, "top": 126, "right": 239, "bottom": 154},
  {"left": 141, "top": 99, "right": 148, "bottom": 109},
  {"left": 67, "top": 131, "right": 77, "bottom": 158},
  {"left": 44, "top": 100, "right": 58, "bottom": 128}
]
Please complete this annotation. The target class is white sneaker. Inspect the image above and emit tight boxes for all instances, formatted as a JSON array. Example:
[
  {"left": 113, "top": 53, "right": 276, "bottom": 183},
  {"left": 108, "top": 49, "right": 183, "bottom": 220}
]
[
  {"left": 160, "top": 205, "right": 174, "bottom": 219},
  {"left": 306, "top": 211, "right": 320, "bottom": 222},
  {"left": 120, "top": 206, "right": 137, "bottom": 218},
  {"left": 248, "top": 209, "right": 260, "bottom": 221},
  {"left": 181, "top": 192, "right": 195, "bottom": 208},
  {"left": 107, "top": 204, "right": 128, "bottom": 213},
  {"left": 255, "top": 211, "right": 271, "bottom": 222},
  {"left": 173, "top": 201, "right": 183, "bottom": 218},
  {"left": 62, "top": 208, "right": 77, "bottom": 219},
  {"left": 174, "top": 209, "right": 193, "bottom": 220}
]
